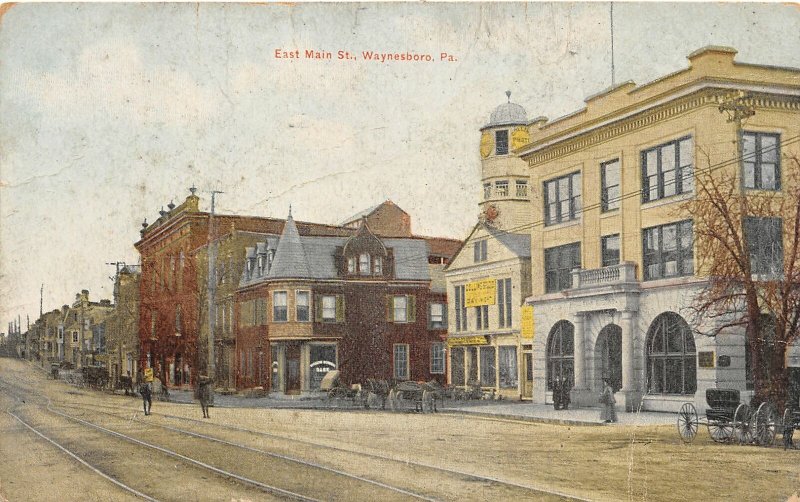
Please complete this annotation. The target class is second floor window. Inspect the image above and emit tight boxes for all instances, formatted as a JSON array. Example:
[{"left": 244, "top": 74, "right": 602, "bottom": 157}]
[
  {"left": 601, "top": 159, "right": 620, "bottom": 212},
  {"left": 72, "top": 331, "right": 79, "bottom": 343},
  {"left": 495, "top": 180, "right": 509, "bottom": 197},
  {"left": 642, "top": 220, "right": 694, "bottom": 280},
  {"left": 391, "top": 295, "right": 415, "bottom": 323},
  {"left": 273, "top": 291, "right": 288, "bottom": 322},
  {"left": 515, "top": 180, "right": 528, "bottom": 197},
  {"left": 296, "top": 291, "right": 310, "bottom": 322},
  {"left": 641, "top": 136, "right": 693, "bottom": 203},
  {"left": 475, "top": 305, "right": 489, "bottom": 330},
  {"left": 744, "top": 217, "right": 783, "bottom": 276},
  {"left": 742, "top": 132, "right": 780, "bottom": 190},
  {"left": 321, "top": 295, "right": 337, "bottom": 322},
  {"left": 601, "top": 234, "right": 621, "bottom": 267},
  {"left": 544, "top": 242, "right": 581, "bottom": 293},
  {"left": 175, "top": 304, "right": 182, "bottom": 332},
  {"left": 544, "top": 172, "right": 581, "bottom": 225},
  {"left": 497, "top": 278, "right": 512, "bottom": 328},
  {"left": 429, "top": 303, "right": 446, "bottom": 329},
  {"left": 454, "top": 285, "right": 467, "bottom": 332},
  {"left": 473, "top": 240, "right": 488, "bottom": 262}
]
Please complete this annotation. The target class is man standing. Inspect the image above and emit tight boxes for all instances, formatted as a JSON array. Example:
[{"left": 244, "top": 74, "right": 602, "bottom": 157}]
[
  {"left": 140, "top": 366, "right": 153, "bottom": 415},
  {"left": 197, "top": 375, "right": 213, "bottom": 419}
]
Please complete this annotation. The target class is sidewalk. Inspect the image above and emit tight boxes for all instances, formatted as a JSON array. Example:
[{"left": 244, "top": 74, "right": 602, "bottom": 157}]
[{"left": 163, "top": 388, "right": 675, "bottom": 426}]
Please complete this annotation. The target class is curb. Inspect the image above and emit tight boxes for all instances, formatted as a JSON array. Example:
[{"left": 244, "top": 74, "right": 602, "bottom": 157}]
[{"left": 437, "top": 409, "right": 605, "bottom": 426}]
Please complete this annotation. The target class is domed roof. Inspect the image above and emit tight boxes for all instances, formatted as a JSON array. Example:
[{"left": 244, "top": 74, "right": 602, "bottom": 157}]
[{"left": 484, "top": 92, "right": 527, "bottom": 128}]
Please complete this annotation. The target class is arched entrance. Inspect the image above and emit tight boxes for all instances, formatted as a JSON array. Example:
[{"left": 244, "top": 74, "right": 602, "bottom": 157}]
[
  {"left": 546, "top": 320, "right": 574, "bottom": 391},
  {"left": 597, "top": 324, "right": 622, "bottom": 392}
]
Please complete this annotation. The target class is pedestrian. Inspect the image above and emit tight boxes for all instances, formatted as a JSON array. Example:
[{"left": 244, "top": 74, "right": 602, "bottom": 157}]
[
  {"left": 141, "top": 366, "right": 154, "bottom": 415},
  {"left": 599, "top": 378, "right": 617, "bottom": 423},
  {"left": 197, "top": 374, "right": 213, "bottom": 418},
  {"left": 560, "top": 377, "right": 572, "bottom": 411}
]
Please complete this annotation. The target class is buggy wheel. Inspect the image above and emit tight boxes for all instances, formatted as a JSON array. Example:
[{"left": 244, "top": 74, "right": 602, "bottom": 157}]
[
  {"left": 733, "top": 403, "right": 753, "bottom": 445},
  {"left": 707, "top": 421, "right": 734, "bottom": 443},
  {"left": 677, "top": 403, "right": 699, "bottom": 443},
  {"left": 783, "top": 407, "right": 792, "bottom": 431},
  {"left": 755, "top": 402, "right": 778, "bottom": 446}
]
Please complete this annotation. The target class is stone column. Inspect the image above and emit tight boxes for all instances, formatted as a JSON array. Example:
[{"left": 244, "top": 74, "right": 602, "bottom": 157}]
[
  {"left": 620, "top": 310, "right": 640, "bottom": 411},
  {"left": 573, "top": 313, "right": 585, "bottom": 389}
]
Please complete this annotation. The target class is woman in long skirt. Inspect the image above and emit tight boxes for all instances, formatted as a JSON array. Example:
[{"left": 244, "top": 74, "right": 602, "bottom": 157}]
[{"left": 599, "top": 378, "right": 617, "bottom": 423}]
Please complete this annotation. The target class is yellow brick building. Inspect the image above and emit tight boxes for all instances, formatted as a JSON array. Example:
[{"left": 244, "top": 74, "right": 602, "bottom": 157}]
[{"left": 516, "top": 47, "right": 800, "bottom": 412}]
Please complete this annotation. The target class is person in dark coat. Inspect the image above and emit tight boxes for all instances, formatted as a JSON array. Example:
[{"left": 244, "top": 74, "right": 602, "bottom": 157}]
[
  {"left": 197, "top": 375, "right": 214, "bottom": 418},
  {"left": 139, "top": 380, "right": 152, "bottom": 415},
  {"left": 599, "top": 378, "right": 617, "bottom": 423}
]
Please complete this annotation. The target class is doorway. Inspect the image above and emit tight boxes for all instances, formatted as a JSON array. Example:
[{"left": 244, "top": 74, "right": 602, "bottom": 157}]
[
  {"left": 597, "top": 324, "right": 622, "bottom": 392},
  {"left": 522, "top": 350, "right": 533, "bottom": 399},
  {"left": 285, "top": 342, "right": 301, "bottom": 394}
]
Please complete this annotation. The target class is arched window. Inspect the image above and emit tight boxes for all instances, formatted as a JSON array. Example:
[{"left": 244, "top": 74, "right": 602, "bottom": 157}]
[
  {"left": 646, "top": 312, "right": 696, "bottom": 394},
  {"left": 359, "top": 253, "right": 371, "bottom": 275},
  {"left": 347, "top": 256, "right": 356, "bottom": 274},
  {"left": 547, "top": 320, "right": 574, "bottom": 391}
]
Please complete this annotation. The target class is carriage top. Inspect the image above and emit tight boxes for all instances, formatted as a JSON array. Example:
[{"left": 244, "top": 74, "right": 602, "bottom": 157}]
[{"left": 705, "top": 388, "right": 740, "bottom": 410}]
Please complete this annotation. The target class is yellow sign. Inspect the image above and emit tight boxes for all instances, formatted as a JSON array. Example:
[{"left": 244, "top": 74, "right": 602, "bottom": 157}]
[
  {"left": 521, "top": 305, "right": 534, "bottom": 339},
  {"left": 144, "top": 367, "right": 154, "bottom": 382},
  {"left": 447, "top": 335, "right": 489, "bottom": 347},
  {"left": 479, "top": 132, "right": 493, "bottom": 158},
  {"left": 511, "top": 126, "right": 530, "bottom": 150},
  {"left": 465, "top": 278, "right": 496, "bottom": 307}
]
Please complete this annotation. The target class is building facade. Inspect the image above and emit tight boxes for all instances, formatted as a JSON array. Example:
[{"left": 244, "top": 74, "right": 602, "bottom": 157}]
[
  {"left": 105, "top": 265, "right": 141, "bottom": 385},
  {"left": 444, "top": 96, "right": 534, "bottom": 400},
  {"left": 516, "top": 47, "right": 800, "bottom": 412},
  {"left": 235, "top": 213, "right": 455, "bottom": 394}
]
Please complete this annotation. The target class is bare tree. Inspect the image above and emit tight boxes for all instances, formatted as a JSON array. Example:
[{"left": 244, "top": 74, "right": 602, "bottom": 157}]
[{"left": 686, "top": 154, "right": 800, "bottom": 407}]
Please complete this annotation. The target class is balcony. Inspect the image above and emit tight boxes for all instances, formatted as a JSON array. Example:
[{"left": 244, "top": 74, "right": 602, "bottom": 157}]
[{"left": 571, "top": 262, "right": 637, "bottom": 290}]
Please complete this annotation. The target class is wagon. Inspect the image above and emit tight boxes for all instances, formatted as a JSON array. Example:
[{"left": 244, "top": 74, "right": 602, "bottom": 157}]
[
  {"left": 321, "top": 370, "right": 364, "bottom": 408},
  {"left": 81, "top": 366, "right": 110, "bottom": 390},
  {"left": 677, "top": 388, "right": 778, "bottom": 446},
  {"left": 388, "top": 381, "right": 438, "bottom": 413},
  {"left": 362, "top": 379, "right": 391, "bottom": 409}
]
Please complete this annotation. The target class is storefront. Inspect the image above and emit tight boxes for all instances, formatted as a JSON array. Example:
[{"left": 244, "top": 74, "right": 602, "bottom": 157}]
[
  {"left": 448, "top": 334, "right": 525, "bottom": 399},
  {"left": 270, "top": 340, "right": 338, "bottom": 394}
]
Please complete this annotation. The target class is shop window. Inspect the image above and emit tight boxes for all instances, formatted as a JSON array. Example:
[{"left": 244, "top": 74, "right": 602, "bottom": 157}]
[
  {"left": 273, "top": 291, "right": 288, "bottom": 322},
  {"left": 643, "top": 220, "right": 693, "bottom": 280},
  {"left": 544, "top": 242, "right": 580, "bottom": 293},
  {"left": 430, "top": 342, "right": 445, "bottom": 374},
  {"left": 499, "top": 346, "right": 518, "bottom": 388},
  {"left": 480, "top": 346, "right": 496, "bottom": 387},
  {"left": 601, "top": 234, "right": 621, "bottom": 267},
  {"left": 428, "top": 303, "right": 446, "bottom": 329},
  {"left": 544, "top": 172, "right": 581, "bottom": 225},
  {"left": 546, "top": 320, "right": 574, "bottom": 391},
  {"left": 641, "top": 136, "right": 693, "bottom": 203},
  {"left": 450, "top": 347, "right": 465, "bottom": 386},
  {"left": 394, "top": 344, "right": 409, "bottom": 380},
  {"left": 742, "top": 131, "right": 780, "bottom": 190},
  {"left": 296, "top": 291, "right": 310, "bottom": 322},
  {"left": 646, "top": 312, "right": 696, "bottom": 395},
  {"left": 601, "top": 159, "right": 620, "bottom": 212},
  {"left": 310, "top": 344, "right": 336, "bottom": 390}
]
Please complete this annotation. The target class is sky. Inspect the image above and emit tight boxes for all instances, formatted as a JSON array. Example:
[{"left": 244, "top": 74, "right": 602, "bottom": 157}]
[{"left": 1, "top": 2, "right": 799, "bottom": 329}]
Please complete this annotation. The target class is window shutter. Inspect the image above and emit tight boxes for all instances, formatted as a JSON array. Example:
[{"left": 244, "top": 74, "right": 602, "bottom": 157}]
[
  {"left": 408, "top": 295, "right": 416, "bottom": 323},
  {"left": 442, "top": 304, "right": 448, "bottom": 326},
  {"left": 314, "top": 295, "right": 323, "bottom": 323},
  {"left": 386, "top": 296, "right": 393, "bottom": 322},
  {"left": 427, "top": 303, "right": 433, "bottom": 330},
  {"left": 336, "top": 295, "right": 345, "bottom": 322}
]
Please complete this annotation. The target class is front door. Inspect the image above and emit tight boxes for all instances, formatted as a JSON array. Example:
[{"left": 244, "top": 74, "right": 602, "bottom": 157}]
[
  {"left": 598, "top": 325, "right": 623, "bottom": 392},
  {"left": 522, "top": 351, "right": 533, "bottom": 399},
  {"left": 285, "top": 343, "right": 301, "bottom": 394}
]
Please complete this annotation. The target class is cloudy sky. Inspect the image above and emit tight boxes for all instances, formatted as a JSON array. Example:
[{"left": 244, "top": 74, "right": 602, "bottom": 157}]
[{"left": 1, "top": 2, "right": 799, "bottom": 328}]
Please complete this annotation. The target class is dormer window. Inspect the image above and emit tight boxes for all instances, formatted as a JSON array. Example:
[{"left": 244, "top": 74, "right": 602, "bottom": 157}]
[
  {"left": 257, "top": 255, "right": 265, "bottom": 275},
  {"left": 348, "top": 257, "right": 356, "bottom": 274},
  {"left": 359, "top": 253, "right": 371, "bottom": 275},
  {"left": 374, "top": 256, "right": 383, "bottom": 275},
  {"left": 246, "top": 258, "right": 253, "bottom": 277},
  {"left": 268, "top": 249, "right": 275, "bottom": 269}
]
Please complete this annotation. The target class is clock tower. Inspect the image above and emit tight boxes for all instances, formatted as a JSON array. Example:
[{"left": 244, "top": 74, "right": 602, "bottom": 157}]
[{"left": 478, "top": 91, "right": 532, "bottom": 231}]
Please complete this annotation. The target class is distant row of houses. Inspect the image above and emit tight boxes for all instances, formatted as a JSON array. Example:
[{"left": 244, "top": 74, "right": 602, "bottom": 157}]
[{"left": 13, "top": 46, "right": 800, "bottom": 413}]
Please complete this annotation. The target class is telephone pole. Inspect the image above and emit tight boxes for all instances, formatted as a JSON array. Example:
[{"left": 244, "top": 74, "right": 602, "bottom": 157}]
[{"left": 207, "top": 190, "right": 223, "bottom": 398}]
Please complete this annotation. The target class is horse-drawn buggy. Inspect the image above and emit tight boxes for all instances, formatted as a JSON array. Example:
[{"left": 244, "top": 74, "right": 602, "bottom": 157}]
[
  {"left": 388, "top": 380, "right": 446, "bottom": 413},
  {"left": 81, "top": 366, "right": 110, "bottom": 390},
  {"left": 676, "top": 388, "right": 779, "bottom": 445},
  {"left": 321, "top": 370, "right": 366, "bottom": 408}
]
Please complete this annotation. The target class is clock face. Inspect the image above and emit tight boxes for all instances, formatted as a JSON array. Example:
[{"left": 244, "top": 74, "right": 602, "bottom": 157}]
[
  {"left": 480, "top": 132, "right": 493, "bottom": 158},
  {"left": 511, "top": 126, "right": 530, "bottom": 150}
]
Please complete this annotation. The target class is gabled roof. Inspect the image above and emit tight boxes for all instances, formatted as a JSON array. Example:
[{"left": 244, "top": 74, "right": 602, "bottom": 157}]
[
  {"left": 444, "top": 221, "right": 530, "bottom": 271},
  {"left": 339, "top": 200, "right": 408, "bottom": 226}
]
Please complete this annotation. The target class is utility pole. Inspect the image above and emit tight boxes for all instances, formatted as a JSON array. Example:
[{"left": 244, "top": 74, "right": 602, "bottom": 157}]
[
  {"left": 40, "top": 284, "right": 43, "bottom": 318},
  {"left": 718, "top": 90, "right": 755, "bottom": 193},
  {"left": 207, "top": 190, "right": 223, "bottom": 399}
]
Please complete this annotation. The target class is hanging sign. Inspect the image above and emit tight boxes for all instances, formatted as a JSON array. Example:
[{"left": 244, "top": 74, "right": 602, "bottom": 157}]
[
  {"left": 447, "top": 335, "right": 489, "bottom": 347},
  {"left": 465, "top": 278, "right": 496, "bottom": 307}
]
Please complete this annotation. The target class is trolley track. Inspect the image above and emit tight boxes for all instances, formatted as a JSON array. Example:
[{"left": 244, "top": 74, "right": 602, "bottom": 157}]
[{"left": 65, "top": 399, "right": 591, "bottom": 501}]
